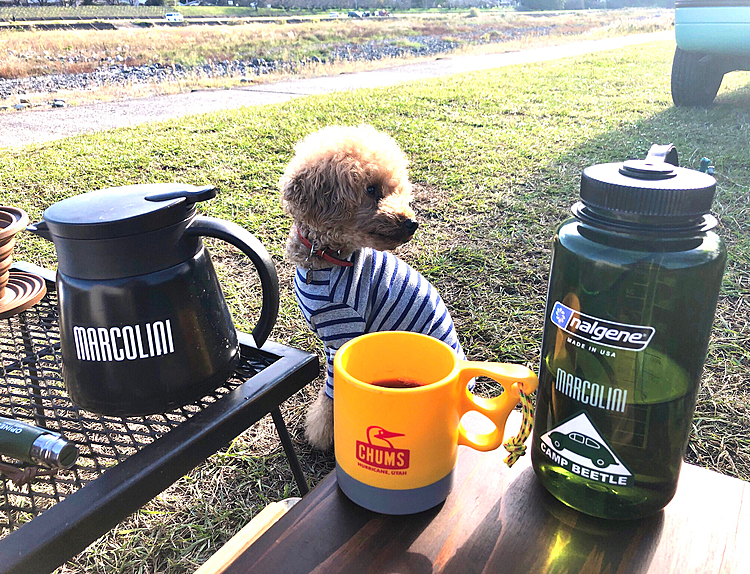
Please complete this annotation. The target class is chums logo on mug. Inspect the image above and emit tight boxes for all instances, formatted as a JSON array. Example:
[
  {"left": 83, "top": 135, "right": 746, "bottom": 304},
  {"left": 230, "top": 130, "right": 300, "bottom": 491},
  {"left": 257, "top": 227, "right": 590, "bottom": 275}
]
[
  {"left": 356, "top": 426, "right": 410, "bottom": 473},
  {"left": 551, "top": 302, "right": 656, "bottom": 351}
]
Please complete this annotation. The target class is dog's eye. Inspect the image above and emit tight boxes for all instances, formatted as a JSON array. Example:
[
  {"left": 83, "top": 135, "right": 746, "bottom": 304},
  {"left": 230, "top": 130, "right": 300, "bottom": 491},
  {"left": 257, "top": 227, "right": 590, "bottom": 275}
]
[{"left": 366, "top": 184, "right": 382, "bottom": 199}]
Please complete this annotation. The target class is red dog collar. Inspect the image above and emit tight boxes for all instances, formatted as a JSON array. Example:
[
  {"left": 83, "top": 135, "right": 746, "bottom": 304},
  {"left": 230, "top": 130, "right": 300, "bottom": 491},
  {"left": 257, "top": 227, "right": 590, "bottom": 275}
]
[{"left": 297, "top": 229, "right": 353, "bottom": 267}]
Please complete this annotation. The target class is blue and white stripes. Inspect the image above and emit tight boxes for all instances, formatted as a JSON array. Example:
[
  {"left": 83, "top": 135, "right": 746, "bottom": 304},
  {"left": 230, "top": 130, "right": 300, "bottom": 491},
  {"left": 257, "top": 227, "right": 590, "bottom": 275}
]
[{"left": 294, "top": 248, "right": 464, "bottom": 398}]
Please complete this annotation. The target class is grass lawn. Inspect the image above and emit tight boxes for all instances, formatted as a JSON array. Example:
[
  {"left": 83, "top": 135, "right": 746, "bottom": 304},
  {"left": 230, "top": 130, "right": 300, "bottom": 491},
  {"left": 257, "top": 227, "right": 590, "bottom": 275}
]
[{"left": 0, "top": 38, "right": 748, "bottom": 573}]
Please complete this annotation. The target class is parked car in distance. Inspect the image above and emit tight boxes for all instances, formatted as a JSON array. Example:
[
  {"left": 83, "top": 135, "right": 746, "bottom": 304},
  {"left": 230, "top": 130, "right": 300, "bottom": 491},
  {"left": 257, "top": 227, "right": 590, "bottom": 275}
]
[
  {"left": 672, "top": 0, "right": 750, "bottom": 106},
  {"left": 347, "top": 11, "right": 362, "bottom": 18}
]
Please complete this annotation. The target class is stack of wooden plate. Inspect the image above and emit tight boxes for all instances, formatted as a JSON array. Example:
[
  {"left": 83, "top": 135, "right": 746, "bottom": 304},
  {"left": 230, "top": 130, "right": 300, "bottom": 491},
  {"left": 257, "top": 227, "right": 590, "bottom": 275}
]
[{"left": 0, "top": 207, "right": 46, "bottom": 320}]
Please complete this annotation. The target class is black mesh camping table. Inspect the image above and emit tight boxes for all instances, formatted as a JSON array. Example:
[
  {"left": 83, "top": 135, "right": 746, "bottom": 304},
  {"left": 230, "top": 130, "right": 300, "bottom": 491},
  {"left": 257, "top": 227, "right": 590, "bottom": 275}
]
[{"left": 0, "top": 268, "right": 318, "bottom": 574}]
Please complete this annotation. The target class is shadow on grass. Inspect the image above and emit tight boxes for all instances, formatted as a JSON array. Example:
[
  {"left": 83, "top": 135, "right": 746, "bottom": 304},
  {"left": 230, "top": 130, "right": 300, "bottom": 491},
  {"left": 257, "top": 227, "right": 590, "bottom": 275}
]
[
  {"left": 438, "top": 82, "right": 750, "bottom": 480},
  {"left": 282, "top": 72, "right": 750, "bottom": 505}
]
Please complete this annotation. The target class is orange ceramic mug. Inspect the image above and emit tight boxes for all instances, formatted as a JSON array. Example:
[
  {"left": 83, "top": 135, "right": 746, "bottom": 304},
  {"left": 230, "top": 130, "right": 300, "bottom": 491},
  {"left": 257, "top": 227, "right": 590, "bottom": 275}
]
[{"left": 334, "top": 331, "right": 538, "bottom": 514}]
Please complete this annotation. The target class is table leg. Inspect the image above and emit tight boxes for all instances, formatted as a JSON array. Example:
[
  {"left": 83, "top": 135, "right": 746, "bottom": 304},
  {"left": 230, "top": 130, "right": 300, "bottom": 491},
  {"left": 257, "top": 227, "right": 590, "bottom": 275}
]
[
  {"left": 270, "top": 407, "right": 309, "bottom": 496},
  {"left": 20, "top": 313, "right": 46, "bottom": 429}
]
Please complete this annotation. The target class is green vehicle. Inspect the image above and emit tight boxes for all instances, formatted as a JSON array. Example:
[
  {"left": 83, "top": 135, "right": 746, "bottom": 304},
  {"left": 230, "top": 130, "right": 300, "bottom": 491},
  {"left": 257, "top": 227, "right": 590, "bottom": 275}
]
[
  {"left": 672, "top": 0, "right": 750, "bottom": 105},
  {"left": 549, "top": 431, "right": 616, "bottom": 469}
]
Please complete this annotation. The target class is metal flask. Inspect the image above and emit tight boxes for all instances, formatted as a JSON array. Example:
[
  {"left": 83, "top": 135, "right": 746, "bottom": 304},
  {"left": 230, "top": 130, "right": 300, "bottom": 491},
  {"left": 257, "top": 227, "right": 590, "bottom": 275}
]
[{"left": 27, "top": 184, "right": 279, "bottom": 416}]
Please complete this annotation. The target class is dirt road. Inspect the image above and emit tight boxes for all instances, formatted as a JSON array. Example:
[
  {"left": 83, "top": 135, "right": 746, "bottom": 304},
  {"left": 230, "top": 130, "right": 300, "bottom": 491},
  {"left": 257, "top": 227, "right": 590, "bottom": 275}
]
[{"left": 0, "top": 31, "right": 672, "bottom": 149}]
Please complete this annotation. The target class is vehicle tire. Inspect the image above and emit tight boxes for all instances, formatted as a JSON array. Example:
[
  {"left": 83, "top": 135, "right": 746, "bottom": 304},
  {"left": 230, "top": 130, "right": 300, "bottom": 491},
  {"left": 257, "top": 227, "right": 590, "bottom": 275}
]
[
  {"left": 671, "top": 47, "right": 725, "bottom": 107},
  {"left": 595, "top": 458, "right": 607, "bottom": 468}
]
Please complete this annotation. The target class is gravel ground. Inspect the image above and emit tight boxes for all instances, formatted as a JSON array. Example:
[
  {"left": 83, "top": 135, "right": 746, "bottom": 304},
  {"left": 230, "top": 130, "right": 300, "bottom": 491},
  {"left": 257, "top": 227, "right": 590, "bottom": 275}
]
[{"left": 0, "top": 27, "right": 553, "bottom": 100}]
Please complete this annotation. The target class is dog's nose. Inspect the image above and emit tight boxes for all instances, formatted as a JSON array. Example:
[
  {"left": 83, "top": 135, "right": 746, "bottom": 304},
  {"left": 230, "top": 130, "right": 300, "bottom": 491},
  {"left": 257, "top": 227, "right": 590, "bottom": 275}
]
[{"left": 403, "top": 219, "right": 419, "bottom": 233}]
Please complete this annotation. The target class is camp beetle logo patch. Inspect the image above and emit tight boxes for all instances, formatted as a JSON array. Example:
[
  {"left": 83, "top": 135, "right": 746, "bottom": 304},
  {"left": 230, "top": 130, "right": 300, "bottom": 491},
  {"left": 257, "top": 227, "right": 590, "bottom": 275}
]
[{"left": 539, "top": 412, "right": 633, "bottom": 486}]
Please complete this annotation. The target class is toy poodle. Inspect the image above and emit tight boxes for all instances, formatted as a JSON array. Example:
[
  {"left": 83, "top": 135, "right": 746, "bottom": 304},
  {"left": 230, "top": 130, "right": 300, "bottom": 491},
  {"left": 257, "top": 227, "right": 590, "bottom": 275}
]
[{"left": 280, "top": 124, "right": 465, "bottom": 451}]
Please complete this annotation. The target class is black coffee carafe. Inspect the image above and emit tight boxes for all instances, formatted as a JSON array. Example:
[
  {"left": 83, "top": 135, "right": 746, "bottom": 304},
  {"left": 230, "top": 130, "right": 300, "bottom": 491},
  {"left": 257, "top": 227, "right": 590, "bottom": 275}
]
[{"left": 27, "top": 183, "right": 279, "bottom": 416}]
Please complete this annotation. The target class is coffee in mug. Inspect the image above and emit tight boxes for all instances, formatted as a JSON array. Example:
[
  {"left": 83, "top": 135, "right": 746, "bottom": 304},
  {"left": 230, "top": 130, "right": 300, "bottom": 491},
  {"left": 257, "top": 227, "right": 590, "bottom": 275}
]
[{"left": 369, "top": 377, "right": 426, "bottom": 389}]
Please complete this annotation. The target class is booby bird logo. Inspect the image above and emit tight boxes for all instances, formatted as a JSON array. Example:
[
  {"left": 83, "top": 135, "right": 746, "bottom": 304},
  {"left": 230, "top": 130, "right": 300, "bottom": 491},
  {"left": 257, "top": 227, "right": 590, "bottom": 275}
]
[{"left": 356, "top": 426, "right": 410, "bottom": 471}]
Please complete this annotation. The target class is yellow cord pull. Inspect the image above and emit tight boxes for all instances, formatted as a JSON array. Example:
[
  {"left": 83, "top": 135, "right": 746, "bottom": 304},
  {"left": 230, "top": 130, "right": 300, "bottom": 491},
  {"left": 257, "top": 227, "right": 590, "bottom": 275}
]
[{"left": 503, "top": 388, "right": 534, "bottom": 468}]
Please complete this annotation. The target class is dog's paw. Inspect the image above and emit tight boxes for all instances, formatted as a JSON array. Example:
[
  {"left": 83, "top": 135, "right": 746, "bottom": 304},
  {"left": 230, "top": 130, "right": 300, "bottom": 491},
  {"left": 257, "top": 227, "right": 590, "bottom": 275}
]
[{"left": 305, "top": 387, "right": 334, "bottom": 451}]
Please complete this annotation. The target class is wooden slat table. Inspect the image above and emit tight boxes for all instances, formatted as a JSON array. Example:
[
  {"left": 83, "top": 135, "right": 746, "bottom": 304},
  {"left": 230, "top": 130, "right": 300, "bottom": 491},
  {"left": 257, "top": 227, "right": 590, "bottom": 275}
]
[{"left": 217, "top": 412, "right": 750, "bottom": 574}]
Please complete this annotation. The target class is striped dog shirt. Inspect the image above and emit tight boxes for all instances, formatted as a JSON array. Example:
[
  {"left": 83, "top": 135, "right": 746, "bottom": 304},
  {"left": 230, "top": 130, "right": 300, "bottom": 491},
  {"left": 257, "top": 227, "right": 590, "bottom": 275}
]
[{"left": 294, "top": 247, "right": 464, "bottom": 399}]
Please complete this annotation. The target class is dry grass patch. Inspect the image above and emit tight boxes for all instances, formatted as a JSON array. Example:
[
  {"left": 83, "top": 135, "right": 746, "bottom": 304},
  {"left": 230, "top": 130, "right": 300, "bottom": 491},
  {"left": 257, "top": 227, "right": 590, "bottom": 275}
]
[
  {"left": 1, "top": 9, "right": 674, "bottom": 109},
  {"left": 0, "top": 10, "right": 673, "bottom": 78}
]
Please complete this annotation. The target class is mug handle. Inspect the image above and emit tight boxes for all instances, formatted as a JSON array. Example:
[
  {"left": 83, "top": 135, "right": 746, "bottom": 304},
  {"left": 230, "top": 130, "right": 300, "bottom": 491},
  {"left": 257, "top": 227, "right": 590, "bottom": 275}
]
[
  {"left": 456, "top": 362, "right": 538, "bottom": 452},
  {"left": 186, "top": 215, "right": 279, "bottom": 348}
]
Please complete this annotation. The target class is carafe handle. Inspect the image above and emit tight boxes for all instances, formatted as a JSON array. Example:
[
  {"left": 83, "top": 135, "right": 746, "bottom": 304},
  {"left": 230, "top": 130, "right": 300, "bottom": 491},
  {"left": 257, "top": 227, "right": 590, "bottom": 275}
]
[{"left": 186, "top": 216, "right": 279, "bottom": 348}]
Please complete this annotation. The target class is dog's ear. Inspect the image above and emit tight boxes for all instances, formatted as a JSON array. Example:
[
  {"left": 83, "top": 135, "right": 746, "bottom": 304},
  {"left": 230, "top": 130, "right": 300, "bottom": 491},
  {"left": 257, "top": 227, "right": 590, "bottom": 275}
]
[{"left": 280, "top": 154, "right": 362, "bottom": 230}]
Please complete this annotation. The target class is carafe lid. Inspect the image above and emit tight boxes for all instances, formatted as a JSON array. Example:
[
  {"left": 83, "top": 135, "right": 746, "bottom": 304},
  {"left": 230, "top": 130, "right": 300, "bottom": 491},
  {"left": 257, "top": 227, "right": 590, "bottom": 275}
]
[
  {"left": 42, "top": 183, "right": 215, "bottom": 240},
  {"left": 579, "top": 144, "right": 716, "bottom": 223}
]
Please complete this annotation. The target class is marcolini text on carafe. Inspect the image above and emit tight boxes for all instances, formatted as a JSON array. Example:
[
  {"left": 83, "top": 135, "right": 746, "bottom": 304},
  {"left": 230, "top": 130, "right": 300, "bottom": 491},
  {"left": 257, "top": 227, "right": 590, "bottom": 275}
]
[{"left": 72, "top": 320, "right": 175, "bottom": 362}]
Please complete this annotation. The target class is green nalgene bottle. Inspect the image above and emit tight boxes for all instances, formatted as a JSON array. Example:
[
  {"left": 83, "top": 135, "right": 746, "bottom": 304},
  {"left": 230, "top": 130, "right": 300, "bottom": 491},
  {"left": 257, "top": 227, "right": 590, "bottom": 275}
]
[{"left": 531, "top": 145, "right": 726, "bottom": 520}]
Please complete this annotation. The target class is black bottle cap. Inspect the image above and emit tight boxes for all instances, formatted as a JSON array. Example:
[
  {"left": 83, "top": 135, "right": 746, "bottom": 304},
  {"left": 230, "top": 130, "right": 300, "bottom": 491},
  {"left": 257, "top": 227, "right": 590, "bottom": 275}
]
[{"left": 579, "top": 144, "right": 716, "bottom": 223}]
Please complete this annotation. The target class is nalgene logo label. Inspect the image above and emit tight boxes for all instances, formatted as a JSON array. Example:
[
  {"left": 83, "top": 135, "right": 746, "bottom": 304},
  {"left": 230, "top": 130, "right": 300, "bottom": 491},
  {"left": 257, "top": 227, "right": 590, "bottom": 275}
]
[{"left": 551, "top": 302, "right": 655, "bottom": 351}]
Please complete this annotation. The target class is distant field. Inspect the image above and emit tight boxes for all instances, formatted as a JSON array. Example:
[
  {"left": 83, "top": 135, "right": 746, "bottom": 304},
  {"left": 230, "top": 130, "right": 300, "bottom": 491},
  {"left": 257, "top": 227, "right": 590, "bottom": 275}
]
[
  {"left": 0, "top": 5, "right": 309, "bottom": 21},
  {"left": 0, "top": 8, "right": 673, "bottom": 81},
  {"left": 0, "top": 5, "right": 447, "bottom": 23}
]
